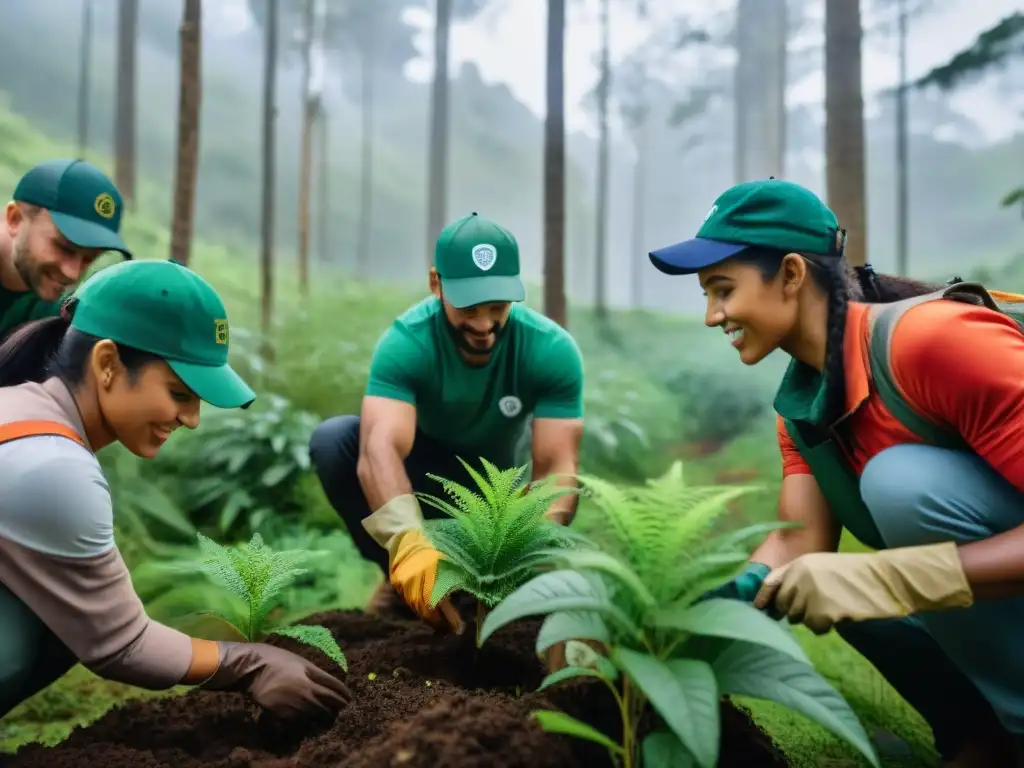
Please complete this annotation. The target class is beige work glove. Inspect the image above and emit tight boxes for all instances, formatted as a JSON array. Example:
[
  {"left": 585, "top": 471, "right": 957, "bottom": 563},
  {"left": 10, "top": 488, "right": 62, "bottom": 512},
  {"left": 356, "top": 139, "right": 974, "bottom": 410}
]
[
  {"left": 754, "top": 542, "right": 974, "bottom": 635},
  {"left": 201, "top": 642, "right": 353, "bottom": 719},
  {"left": 362, "top": 494, "right": 464, "bottom": 634}
]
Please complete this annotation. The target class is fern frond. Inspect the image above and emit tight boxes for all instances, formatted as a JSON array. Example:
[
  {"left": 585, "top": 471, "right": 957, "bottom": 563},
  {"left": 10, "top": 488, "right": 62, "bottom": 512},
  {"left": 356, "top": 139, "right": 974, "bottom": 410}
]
[
  {"left": 430, "top": 558, "right": 472, "bottom": 607},
  {"left": 270, "top": 624, "right": 348, "bottom": 672},
  {"left": 196, "top": 533, "right": 250, "bottom": 604},
  {"left": 457, "top": 457, "right": 498, "bottom": 508}
]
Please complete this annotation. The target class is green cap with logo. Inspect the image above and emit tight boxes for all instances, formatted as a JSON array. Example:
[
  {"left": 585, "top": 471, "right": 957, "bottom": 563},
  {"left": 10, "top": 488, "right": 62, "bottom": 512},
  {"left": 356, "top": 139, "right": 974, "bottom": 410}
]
[
  {"left": 13, "top": 159, "right": 132, "bottom": 259},
  {"left": 434, "top": 212, "right": 526, "bottom": 309},
  {"left": 69, "top": 259, "right": 255, "bottom": 409},
  {"left": 649, "top": 178, "right": 845, "bottom": 275}
]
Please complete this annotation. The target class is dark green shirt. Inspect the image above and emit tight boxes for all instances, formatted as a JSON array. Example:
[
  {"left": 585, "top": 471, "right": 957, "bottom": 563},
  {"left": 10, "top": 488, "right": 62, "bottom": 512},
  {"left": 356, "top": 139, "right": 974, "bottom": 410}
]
[
  {"left": 0, "top": 287, "right": 60, "bottom": 338},
  {"left": 365, "top": 297, "right": 585, "bottom": 467}
]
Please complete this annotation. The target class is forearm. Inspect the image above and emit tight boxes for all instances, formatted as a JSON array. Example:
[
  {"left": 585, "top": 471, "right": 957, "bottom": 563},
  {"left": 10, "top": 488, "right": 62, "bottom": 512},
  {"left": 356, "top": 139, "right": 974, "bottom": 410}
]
[
  {"left": 749, "top": 526, "right": 838, "bottom": 569},
  {"left": 357, "top": 443, "right": 413, "bottom": 512},
  {"left": 954, "top": 523, "right": 1024, "bottom": 599},
  {"left": 532, "top": 459, "right": 579, "bottom": 525}
]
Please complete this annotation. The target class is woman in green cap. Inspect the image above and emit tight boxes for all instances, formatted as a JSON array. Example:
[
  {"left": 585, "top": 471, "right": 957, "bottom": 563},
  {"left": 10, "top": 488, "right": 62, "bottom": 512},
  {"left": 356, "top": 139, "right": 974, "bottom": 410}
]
[
  {"left": 650, "top": 179, "right": 1024, "bottom": 767},
  {"left": 0, "top": 259, "right": 351, "bottom": 721}
]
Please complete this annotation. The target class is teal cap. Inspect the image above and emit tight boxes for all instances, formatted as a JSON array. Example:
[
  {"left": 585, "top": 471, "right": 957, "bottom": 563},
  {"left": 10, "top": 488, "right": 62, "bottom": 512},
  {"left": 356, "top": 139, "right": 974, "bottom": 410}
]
[
  {"left": 70, "top": 260, "right": 255, "bottom": 409},
  {"left": 434, "top": 213, "right": 526, "bottom": 308},
  {"left": 13, "top": 159, "right": 132, "bottom": 259},
  {"left": 649, "top": 179, "right": 845, "bottom": 275}
]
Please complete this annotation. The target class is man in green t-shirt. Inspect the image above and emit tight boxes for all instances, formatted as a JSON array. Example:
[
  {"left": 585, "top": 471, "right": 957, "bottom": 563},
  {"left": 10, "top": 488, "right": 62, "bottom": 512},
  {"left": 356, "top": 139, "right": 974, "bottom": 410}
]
[
  {"left": 0, "top": 159, "right": 132, "bottom": 340},
  {"left": 310, "top": 212, "right": 585, "bottom": 632}
]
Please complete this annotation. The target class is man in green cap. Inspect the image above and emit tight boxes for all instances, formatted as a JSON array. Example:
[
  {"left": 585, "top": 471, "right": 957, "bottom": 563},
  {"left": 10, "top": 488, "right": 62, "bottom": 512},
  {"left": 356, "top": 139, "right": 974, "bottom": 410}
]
[
  {"left": 309, "top": 212, "right": 585, "bottom": 632},
  {"left": 0, "top": 159, "right": 132, "bottom": 339}
]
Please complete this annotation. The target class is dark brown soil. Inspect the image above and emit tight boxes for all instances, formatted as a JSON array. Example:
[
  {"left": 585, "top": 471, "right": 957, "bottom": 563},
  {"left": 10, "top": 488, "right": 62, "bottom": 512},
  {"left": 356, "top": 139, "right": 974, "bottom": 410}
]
[{"left": 3, "top": 609, "right": 789, "bottom": 768}]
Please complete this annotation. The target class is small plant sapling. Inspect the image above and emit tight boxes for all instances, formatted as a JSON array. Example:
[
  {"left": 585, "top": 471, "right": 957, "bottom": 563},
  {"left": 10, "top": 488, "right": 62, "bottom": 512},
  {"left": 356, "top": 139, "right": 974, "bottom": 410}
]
[
  {"left": 479, "top": 463, "right": 880, "bottom": 768},
  {"left": 417, "top": 457, "right": 585, "bottom": 645},
  {"left": 191, "top": 532, "right": 348, "bottom": 672}
]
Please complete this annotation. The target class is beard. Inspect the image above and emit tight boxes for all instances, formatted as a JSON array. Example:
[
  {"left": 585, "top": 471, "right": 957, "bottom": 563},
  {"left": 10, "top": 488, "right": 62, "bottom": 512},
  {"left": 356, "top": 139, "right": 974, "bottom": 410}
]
[
  {"left": 442, "top": 312, "right": 508, "bottom": 360},
  {"left": 11, "top": 238, "right": 66, "bottom": 300}
]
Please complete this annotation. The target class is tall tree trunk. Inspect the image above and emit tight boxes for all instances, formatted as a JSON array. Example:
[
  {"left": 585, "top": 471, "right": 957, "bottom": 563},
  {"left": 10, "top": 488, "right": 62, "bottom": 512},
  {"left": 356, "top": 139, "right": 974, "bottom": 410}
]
[
  {"left": 629, "top": 0, "right": 649, "bottom": 310},
  {"left": 169, "top": 0, "right": 202, "bottom": 268},
  {"left": 543, "top": 0, "right": 567, "bottom": 328},
  {"left": 114, "top": 0, "right": 138, "bottom": 204},
  {"left": 593, "top": 0, "right": 610, "bottom": 320},
  {"left": 895, "top": 0, "right": 909, "bottom": 275},
  {"left": 260, "top": 0, "right": 278, "bottom": 351},
  {"left": 825, "top": 0, "right": 867, "bottom": 267},
  {"left": 297, "top": 0, "right": 314, "bottom": 295},
  {"left": 356, "top": 12, "right": 376, "bottom": 277},
  {"left": 77, "top": 0, "right": 93, "bottom": 158},
  {"left": 734, "top": 0, "right": 787, "bottom": 180},
  {"left": 426, "top": 0, "right": 452, "bottom": 263},
  {"left": 316, "top": 103, "right": 329, "bottom": 265}
]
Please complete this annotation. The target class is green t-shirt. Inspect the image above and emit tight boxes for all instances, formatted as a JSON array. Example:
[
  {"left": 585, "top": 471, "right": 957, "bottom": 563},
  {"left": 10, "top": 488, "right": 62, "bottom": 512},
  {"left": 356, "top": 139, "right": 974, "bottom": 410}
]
[
  {"left": 0, "top": 287, "right": 60, "bottom": 338},
  {"left": 365, "top": 297, "right": 584, "bottom": 467}
]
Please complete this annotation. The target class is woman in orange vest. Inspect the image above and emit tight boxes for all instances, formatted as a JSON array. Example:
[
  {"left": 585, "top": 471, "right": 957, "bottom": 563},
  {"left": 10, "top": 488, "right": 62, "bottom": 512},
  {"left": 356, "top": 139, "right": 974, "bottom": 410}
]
[{"left": 650, "top": 178, "right": 1024, "bottom": 767}]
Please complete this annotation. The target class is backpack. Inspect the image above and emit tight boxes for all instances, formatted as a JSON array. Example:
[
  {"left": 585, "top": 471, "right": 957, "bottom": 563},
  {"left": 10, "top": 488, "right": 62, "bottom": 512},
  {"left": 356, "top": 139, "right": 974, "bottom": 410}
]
[{"left": 867, "top": 280, "right": 1024, "bottom": 450}]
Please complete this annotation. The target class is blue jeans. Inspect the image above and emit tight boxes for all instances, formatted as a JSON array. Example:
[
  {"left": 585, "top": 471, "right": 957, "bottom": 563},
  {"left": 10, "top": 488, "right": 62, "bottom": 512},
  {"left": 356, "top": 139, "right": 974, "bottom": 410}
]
[{"left": 839, "top": 444, "right": 1024, "bottom": 755}]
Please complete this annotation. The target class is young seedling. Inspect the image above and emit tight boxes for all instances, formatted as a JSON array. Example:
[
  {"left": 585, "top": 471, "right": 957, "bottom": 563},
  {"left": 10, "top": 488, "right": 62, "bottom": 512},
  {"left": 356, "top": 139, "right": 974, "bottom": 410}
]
[
  {"left": 192, "top": 532, "right": 348, "bottom": 672},
  {"left": 479, "top": 463, "right": 880, "bottom": 768},
  {"left": 418, "top": 457, "right": 585, "bottom": 645}
]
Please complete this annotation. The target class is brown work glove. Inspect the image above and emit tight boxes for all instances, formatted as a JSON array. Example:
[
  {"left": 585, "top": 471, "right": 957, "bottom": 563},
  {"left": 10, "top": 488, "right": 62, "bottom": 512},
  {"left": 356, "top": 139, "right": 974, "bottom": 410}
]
[{"left": 201, "top": 642, "right": 352, "bottom": 719}]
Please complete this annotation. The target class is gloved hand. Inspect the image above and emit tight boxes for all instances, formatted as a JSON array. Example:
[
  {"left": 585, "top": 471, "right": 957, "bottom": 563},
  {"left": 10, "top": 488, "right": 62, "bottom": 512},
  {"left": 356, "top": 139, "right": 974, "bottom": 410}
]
[
  {"left": 754, "top": 542, "right": 974, "bottom": 635},
  {"left": 362, "top": 494, "right": 464, "bottom": 633},
  {"left": 201, "top": 642, "right": 353, "bottom": 719},
  {"left": 699, "top": 562, "right": 771, "bottom": 603}
]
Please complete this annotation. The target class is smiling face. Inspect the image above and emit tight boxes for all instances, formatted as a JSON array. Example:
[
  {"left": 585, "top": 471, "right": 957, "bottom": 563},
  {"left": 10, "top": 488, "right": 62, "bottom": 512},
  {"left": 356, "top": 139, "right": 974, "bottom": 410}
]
[
  {"left": 6, "top": 203, "right": 105, "bottom": 301},
  {"left": 91, "top": 341, "right": 202, "bottom": 458},
  {"left": 428, "top": 267, "right": 513, "bottom": 364},
  {"left": 698, "top": 253, "right": 807, "bottom": 366}
]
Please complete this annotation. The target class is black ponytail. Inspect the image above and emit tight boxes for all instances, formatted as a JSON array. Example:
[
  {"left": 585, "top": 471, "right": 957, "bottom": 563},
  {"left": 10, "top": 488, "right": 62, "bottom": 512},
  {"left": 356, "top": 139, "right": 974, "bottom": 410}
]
[
  {"left": 821, "top": 260, "right": 851, "bottom": 425},
  {"left": 0, "top": 297, "right": 162, "bottom": 389}
]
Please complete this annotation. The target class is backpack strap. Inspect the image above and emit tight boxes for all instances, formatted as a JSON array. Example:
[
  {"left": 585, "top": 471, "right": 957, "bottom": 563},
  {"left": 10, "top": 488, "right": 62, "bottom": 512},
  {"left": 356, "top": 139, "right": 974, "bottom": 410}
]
[
  {"left": 0, "top": 420, "right": 85, "bottom": 448},
  {"left": 867, "top": 283, "right": 1000, "bottom": 452}
]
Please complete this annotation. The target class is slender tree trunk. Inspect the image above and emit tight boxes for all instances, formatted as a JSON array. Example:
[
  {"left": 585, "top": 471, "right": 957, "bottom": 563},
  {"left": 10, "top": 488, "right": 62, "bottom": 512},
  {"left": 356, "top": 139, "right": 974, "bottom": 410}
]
[
  {"left": 356, "top": 13, "right": 376, "bottom": 277},
  {"left": 297, "top": 0, "right": 314, "bottom": 295},
  {"left": 629, "top": 0, "right": 649, "bottom": 310},
  {"left": 316, "top": 104, "right": 329, "bottom": 265},
  {"left": 594, "top": 0, "right": 610, "bottom": 320},
  {"left": 114, "top": 0, "right": 138, "bottom": 204},
  {"left": 426, "top": 0, "right": 452, "bottom": 263},
  {"left": 543, "top": 0, "right": 567, "bottom": 328},
  {"left": 895, "top": 0, "right": 909, "bottom": 275},
  {"left": 734, "top": 0, "right": 787, "bottom": 180},
  {"left": 825, "top": 0, "right": 867, "bottom": 267},
  {"left": 260, "top": 0, "right": 278, "bottom": 350},
  {"left": 77, "top": 0, "right": 93, "bottom": 158},
  {"left": 169, "top": 0, "right": 202, "bottom": 268}
]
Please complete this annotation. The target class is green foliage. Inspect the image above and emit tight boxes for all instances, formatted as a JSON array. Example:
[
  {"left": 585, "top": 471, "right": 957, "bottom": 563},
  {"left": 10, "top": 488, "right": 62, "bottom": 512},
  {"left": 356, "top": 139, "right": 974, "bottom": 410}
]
[
  {"left": 666, "top": 371, "right": 766, "bottom": 449},
  {"left": 158, "top": 394, "right": 321, "bottom": 538},
  {"left": 192, "top": 532, "right": 348, "bottom": 672},
  {"left": 419, "top": 458, "right": 584, "bottom": 613},
  {"left": 479, "top": 464, "right": 879, "bottom": 768}
]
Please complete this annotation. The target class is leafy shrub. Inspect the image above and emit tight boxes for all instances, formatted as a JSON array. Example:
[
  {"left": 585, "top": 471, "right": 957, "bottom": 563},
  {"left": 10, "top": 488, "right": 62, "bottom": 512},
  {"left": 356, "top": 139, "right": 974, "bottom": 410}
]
[
  {"left": 166, "top": 533, "right": 348, "bottom": 671},
  {"left": 479, "top": 463, "right": 879, "bottom": 768},
  {"left": 419, "top": 458, "right": 584, "bottom": 642},
  {"left": 158, "top": 394, "right": 321, "bottom": 538},
  {"left": 666, "top": 371, "right": 767, "bottom": 452}
]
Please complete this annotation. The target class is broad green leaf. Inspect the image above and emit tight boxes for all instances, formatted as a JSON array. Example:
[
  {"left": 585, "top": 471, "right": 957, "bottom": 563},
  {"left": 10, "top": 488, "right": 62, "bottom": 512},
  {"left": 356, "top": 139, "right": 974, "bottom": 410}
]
[
  {"left": 535, "top": 610, "right": 611, "bottom": 655},
  {"left": 643, "top": 730, "right": 696, "bottom": 768},
  {"left": 537, "top": 665, "right": 610, "bottom": 691},
  {"left": 533, "top": 549, "right": 656, "bottom": 608},
  {"left": 613, "top": 648, "right": 720, "bottom": 768},
  {"left": 530, "top": 710, "right": 623, "bottom": 754},
  {"left": 479, "top": 570, "right": 640, "bottom": 645},
  {"left": 712, "top": 641, "right": 880, "bottom": 768},
  {"left": 653, "top": 598, "right": 809, "bottom": 665}
]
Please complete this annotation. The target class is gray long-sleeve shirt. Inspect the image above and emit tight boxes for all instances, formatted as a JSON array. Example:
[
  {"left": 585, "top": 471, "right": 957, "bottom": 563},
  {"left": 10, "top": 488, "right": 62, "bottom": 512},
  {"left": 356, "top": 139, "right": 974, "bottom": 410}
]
[{"left": 0, "top": 377, "right": 194, "bottom": 689}]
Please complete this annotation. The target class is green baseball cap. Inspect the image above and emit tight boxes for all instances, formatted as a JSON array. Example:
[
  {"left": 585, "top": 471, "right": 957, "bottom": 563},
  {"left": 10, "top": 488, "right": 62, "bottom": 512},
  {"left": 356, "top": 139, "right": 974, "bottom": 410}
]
[
  {"left": 649, "top": 178, "right": 845, "bottom": 275},
  {"left": 13, "top": 159, "right": 132, "bottom": 259},
  {"left": 434, "top": 212, "right": 526, "bottom": 308},
  {"left": 70, "top": 259, "right": 255, "bottom": 409}
]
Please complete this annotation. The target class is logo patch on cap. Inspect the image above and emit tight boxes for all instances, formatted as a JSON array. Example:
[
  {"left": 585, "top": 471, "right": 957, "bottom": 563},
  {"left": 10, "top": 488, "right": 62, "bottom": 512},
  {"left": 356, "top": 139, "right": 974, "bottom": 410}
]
[
  {"left": 471, "top": 243, "right": 497, "bottom": 271},
  {"left": 94, "top": 193, "right": 116, "bottom": 219},
  {"left": 214, "top": 319, "right": 229, "bottom": 345}
]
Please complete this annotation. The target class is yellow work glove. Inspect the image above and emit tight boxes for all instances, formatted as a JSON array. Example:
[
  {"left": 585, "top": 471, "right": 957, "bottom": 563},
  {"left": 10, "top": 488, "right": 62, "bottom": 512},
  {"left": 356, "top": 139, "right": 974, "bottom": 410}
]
[
  {"left": 754, "top": 542, "right": 974, "bottom": 635},
  {"left": 362, "top": 494, "right": 463, "bottom": 633}
]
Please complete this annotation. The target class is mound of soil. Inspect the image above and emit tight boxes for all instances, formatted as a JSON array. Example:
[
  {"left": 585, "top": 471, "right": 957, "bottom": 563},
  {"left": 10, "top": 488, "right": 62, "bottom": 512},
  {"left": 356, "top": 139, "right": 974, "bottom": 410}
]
[{"left": 3, "top": 609, "right": 788, "bottom": 768}]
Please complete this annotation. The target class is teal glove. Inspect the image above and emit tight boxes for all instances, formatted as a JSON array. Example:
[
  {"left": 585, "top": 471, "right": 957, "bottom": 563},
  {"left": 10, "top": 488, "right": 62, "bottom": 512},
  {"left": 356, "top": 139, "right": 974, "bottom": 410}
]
[{"left": 700, "top": 562, "right": 771, "bottom": 603}]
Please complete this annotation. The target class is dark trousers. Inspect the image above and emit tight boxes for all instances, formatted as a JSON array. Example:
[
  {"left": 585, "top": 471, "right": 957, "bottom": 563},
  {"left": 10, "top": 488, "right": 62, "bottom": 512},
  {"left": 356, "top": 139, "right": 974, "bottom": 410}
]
[
  {"left": 836, "top": 617, "right": 1005, "bottom": 760},
  {"left": 308, "top": 415, "right": 478, "bottom": 573}
]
